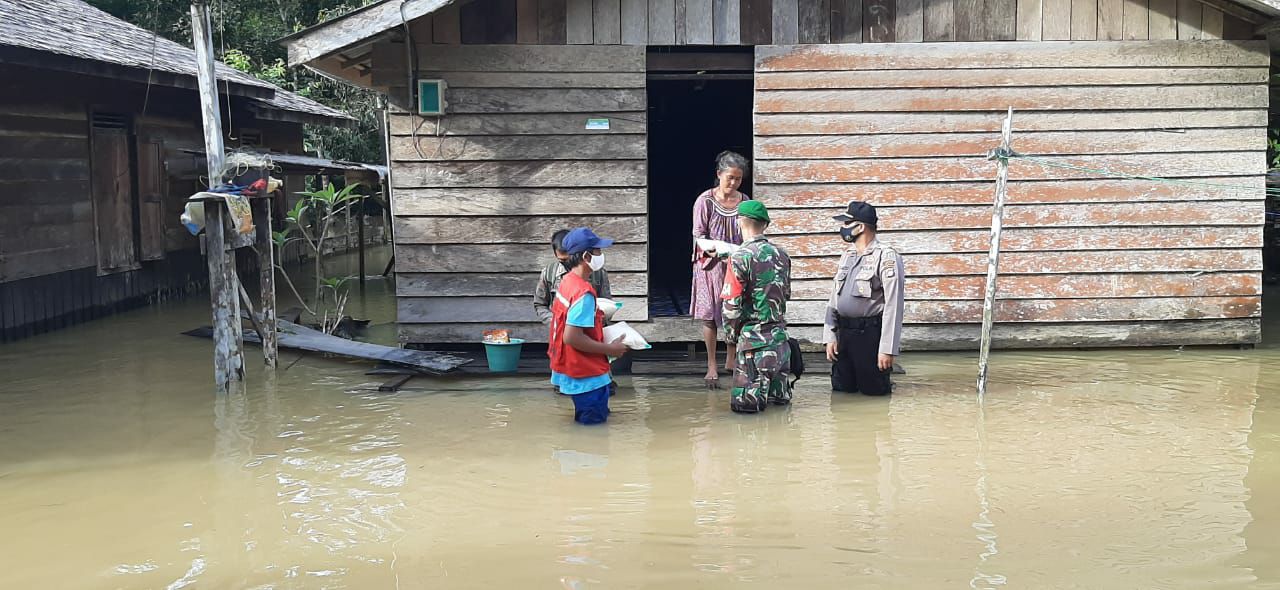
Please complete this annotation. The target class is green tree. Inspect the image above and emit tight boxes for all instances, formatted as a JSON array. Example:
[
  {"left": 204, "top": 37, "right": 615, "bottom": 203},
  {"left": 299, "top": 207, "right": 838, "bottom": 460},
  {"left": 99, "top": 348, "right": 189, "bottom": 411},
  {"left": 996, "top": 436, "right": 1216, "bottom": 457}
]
[{"left": 89, "top": 0, "right": 385, "bottom": 164}]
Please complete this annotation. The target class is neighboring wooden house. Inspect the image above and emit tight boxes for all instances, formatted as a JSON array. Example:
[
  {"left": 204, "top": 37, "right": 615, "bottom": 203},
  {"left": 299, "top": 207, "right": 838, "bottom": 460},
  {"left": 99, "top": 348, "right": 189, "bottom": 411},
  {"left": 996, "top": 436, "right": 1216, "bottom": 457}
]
[
  {"left": 283, "top": 0, "right": 1275, "bottom": 348},
  {"left": 0, "top": 0, "right": 357, "bottom": 342}
]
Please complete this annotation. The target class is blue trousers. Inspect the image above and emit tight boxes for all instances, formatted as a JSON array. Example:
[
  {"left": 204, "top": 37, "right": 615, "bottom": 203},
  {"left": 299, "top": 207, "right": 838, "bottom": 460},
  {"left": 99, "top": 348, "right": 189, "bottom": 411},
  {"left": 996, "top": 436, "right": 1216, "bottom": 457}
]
[{"left": 571, "top": 386, "right": 611, "bottom": 424}]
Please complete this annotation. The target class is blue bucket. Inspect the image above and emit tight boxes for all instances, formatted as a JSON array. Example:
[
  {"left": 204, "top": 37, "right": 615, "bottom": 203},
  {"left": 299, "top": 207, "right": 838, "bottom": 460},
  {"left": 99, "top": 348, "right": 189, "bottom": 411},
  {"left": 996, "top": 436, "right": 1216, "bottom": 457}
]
[{"left": 483, "top": 338, "right": 525, "bottom": 373}]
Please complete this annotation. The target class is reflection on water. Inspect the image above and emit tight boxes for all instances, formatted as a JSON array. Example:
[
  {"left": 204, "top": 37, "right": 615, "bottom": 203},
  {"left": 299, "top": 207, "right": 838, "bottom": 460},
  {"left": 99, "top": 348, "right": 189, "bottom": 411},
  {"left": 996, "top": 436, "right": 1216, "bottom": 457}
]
[{"left": 1, "top": 263, "right": 1279, "bottom": 588}]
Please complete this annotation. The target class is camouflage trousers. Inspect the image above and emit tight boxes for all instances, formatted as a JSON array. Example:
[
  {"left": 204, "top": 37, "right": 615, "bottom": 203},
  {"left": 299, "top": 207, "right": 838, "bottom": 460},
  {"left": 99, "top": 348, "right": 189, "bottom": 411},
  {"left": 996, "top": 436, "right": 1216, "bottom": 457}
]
[{"left": 731, "top": 341, "right": 792, "bottom": 413}]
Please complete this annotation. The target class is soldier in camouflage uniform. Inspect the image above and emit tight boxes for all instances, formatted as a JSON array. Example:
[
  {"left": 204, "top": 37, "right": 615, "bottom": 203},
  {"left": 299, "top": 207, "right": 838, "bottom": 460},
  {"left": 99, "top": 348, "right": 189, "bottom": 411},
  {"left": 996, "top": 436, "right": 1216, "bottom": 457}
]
[{"left": 721, "top": 200, "right": 792, "bottom": 413}]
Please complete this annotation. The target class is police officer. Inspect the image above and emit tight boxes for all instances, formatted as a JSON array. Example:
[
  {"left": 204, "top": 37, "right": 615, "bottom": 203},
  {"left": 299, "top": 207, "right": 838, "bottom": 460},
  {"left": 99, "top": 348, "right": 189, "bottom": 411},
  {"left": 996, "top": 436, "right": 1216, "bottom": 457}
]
[{"left": 823, "top": 201, "right": 904, "bottom": 395}]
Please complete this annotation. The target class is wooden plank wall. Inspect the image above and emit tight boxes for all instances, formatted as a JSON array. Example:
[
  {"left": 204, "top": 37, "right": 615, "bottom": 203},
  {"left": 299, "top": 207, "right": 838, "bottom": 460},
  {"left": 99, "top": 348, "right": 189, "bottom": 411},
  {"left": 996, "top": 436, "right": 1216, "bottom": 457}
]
[
  {"left": 753, "top": 41, "right": 1269, "bottom": 346},
  {"left": 373, "top": 44, "right": 650, "bottom": 343},
  {"left": 418, "top": 0, "right": 1258, "bottom": 44}
]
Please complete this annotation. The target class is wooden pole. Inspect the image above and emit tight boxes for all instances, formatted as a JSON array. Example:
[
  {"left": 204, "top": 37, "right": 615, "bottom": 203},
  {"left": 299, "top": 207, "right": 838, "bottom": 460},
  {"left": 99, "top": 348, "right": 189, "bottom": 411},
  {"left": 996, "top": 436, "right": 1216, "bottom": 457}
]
[
  {"left": 253, "top": 197, "right": 278, "bottom": 367},
  {"left": 357, "top": 196, "right": 366, "bottom": 292},
  {"left": 204, "top": 201, "right": 244, "bottom": 390},
  {"left": 192, "top": 1, "right": 243, "bottom": 390},
  {"left": 976, "top": 107, "right": 1014, "bottom": 398}
]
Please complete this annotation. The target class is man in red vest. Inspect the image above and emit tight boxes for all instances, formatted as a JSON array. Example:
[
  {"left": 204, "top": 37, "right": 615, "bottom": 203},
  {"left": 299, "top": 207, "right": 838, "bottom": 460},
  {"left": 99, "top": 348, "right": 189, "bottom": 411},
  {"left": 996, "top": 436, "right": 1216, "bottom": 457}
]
[{"left": 549, "top": 227, "right": 629, "bottom": 424}]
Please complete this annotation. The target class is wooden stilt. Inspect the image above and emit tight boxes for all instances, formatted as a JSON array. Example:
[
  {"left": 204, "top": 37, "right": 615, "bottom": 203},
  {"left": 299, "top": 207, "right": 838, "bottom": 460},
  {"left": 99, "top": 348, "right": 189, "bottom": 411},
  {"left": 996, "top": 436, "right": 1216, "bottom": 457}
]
[
  {"left": 205, "top": 201, "right": 244, "bottom": 390},
  {"left": 253, "top": 197, "right": 278, "bottom": 367},
  {"left": 357, "top": 197, "right": 367, "bottom": 292},
  {"left": 976, "top": 107, "right": 1014, "bottom": 399}
]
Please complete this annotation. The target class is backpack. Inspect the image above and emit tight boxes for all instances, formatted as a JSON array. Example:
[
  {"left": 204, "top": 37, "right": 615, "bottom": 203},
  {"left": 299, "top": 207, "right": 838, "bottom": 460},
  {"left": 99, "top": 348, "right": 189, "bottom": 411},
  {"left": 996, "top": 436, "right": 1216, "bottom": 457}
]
[{"left": 787, "top": 337, "right": 804, "bottom": 388}]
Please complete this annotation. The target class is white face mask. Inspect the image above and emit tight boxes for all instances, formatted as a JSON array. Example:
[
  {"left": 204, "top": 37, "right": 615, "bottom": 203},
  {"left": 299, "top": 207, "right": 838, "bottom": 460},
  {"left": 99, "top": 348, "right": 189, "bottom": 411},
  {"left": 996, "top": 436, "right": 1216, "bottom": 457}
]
[{"left": 587, "top": 252, "right": 606, "bottom": 272}]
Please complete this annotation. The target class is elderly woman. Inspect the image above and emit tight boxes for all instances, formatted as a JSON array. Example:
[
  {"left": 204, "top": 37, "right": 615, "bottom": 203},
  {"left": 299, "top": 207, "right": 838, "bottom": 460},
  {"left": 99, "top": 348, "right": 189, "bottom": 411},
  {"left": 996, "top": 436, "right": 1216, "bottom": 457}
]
[{"left": 690, "top": 150, "right": 751, "bottom": 389}]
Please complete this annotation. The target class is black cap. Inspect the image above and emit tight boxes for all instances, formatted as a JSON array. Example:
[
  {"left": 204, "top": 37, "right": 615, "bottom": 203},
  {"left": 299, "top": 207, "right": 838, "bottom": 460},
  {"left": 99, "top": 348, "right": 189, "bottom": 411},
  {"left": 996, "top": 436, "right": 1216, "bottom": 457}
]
[{"left": 833, "top": 201, "right": 877, "bottom": 226}]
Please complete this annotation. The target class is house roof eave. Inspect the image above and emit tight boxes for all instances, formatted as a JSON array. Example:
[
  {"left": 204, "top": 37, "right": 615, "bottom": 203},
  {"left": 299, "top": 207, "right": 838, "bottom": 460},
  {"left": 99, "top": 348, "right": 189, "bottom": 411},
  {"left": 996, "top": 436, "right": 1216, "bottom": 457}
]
[{"left": 281, "top": 0, "right": 457, "bottom": 68}]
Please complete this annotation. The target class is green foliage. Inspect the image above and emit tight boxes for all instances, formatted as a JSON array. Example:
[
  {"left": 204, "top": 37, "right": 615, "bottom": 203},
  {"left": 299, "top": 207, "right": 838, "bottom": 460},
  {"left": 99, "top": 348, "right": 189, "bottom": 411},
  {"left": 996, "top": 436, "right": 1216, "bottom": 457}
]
[{"left": 87, "top": 0, "right": 385, "bottom": 164}]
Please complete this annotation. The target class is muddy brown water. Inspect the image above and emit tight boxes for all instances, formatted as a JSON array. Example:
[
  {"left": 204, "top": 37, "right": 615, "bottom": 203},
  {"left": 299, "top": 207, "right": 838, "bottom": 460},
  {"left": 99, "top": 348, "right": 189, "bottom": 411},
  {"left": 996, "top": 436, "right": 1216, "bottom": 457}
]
[{"left": 2, "top": 252, "right": 1278, "bottom": 588}]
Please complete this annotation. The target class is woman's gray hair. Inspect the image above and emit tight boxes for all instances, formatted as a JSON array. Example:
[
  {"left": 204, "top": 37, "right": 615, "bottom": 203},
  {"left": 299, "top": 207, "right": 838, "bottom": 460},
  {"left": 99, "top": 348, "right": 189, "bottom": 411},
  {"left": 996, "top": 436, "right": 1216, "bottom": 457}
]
[{"left": 715, "top": 150, "right": 750, "bottom": 175}]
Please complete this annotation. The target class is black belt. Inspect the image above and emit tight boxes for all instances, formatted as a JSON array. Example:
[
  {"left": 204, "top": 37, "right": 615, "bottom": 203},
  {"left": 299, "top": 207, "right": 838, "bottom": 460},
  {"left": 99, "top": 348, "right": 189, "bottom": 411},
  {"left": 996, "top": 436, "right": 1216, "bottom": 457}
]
[{"left": 836, "top": 315, "right": 882, "bottom": 330}]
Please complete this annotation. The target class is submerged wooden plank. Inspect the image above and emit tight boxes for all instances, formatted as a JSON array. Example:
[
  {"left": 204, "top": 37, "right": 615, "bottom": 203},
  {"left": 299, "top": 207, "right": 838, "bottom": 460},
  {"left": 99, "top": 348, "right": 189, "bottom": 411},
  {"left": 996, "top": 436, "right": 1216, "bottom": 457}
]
[
  {"left": 391, "top": 112, "right": 647, "bottom": 136},
  {"left": 926, "top": 0, "right": 956, "bottom": 40},
  {"left": 395, "top": 187, "right": 648, "bottom": 215},
  {"left": 753, "top": 39, "right": 1268, "bottom": 71},
  {"left": 753, "top": 109, "right": 1266, "bottom": 135},
  {"left": 772, "top": 226, "right": 1262, "bottom": 256},
  {"left": 756, "top": 152, "right": 1264, "bottom": 183},
  {"left": 217, "top": 319, "right": 473, "bottom": 374},
  {"left": 788, "top": 248, "right": 1261, "bottom": 278},
  {"left": 754, "top": 128, "right": 1266, "bottom": 159},
  {"left": 391, "top": 134, "right": 648, "bottom": 161},
  {"left": 394, "top": 160, "right": 648, "bottom": 188},
  {"left": 757, "top": 177, "right": 1265, "bottom": 208},
  {"left": 397, "top": 271, "right": 649, "bottom": 296},
  {"left": 754, "top": 66, "right": 1267, "bottom": 89},
  {"left": 753, "top": 85, "right": 1268, "bottom": 113},
  {"left": 399, "top": 243, "right": 648, "bottom": 272},
  {"left": 395, "top": 214, "right": 648, "bottom": 244},
  {"left": 769, "top": 200, "right": 1264, "bottom": 233},
  {"left": 400, "top": 296, "right": 649, "bottom": 322}
]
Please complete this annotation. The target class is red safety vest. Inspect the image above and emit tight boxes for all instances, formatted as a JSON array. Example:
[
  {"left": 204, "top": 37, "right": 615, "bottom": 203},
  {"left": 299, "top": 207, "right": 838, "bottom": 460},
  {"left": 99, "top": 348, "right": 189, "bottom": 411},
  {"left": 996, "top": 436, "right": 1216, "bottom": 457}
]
[{"left": 548, "top": 271, "right": 610, "bottom": 379}]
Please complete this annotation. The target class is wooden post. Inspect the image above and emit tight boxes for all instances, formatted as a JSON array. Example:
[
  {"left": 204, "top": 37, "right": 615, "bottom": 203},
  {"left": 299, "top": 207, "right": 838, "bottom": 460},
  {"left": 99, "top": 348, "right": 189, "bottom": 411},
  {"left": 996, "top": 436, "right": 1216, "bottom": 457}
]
[
  {"left": 357, "top": 196, "right": 366, "bottom": 292},
  {"left": 976, "top": 107, "right": 1014, "bottom": 398},
  {"left": 192, "top": 1, "right": 244, "bottom": 390},
  {"left": 253, "top": 197, "right": 278, "bottom": 367},
  {"left": 204, "top": 200, "right": 244, "bottom": 390}
]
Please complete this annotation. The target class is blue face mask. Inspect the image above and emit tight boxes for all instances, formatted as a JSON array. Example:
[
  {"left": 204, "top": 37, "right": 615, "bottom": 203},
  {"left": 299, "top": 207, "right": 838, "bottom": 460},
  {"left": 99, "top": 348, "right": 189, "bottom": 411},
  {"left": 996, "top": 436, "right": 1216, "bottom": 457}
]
[{"left": 840, "top": 223, "right": 862, "bottom": 243}]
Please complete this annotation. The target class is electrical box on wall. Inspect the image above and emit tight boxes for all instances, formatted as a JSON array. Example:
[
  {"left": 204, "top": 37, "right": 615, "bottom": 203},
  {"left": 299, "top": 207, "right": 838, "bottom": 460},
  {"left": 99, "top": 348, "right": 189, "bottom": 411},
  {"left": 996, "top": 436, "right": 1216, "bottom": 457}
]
[{"left": 417, "top": 79, "right": 447, "bottom": 116}]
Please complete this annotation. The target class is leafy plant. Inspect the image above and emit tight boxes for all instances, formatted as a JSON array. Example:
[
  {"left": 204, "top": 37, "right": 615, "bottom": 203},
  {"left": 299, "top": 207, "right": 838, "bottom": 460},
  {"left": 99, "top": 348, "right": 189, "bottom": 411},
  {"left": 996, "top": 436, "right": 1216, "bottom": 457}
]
[{"left": 273, "top": 182, "right": 363, "bottom": 335}]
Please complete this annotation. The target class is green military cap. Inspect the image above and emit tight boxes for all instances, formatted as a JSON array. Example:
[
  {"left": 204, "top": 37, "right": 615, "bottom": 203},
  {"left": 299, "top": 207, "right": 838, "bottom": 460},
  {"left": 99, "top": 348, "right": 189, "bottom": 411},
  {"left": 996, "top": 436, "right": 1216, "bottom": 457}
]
[{"left": 738, "top": 200, "right": 770, "bottom": 223}]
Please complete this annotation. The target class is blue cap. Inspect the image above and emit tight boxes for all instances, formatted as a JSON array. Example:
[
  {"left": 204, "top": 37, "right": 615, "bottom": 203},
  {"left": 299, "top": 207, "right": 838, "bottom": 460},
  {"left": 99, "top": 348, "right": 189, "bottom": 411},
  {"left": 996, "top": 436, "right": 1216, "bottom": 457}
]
[{"left": 561, "top": 227, "right": 614, "bottom": 255}]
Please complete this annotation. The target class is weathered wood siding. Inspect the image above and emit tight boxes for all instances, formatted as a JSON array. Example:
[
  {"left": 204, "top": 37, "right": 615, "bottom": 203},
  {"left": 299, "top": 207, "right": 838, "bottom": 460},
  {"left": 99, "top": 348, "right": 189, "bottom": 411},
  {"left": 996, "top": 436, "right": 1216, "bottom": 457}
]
[
  {"left": 377, "top": 44, "right": 649, "bottom": 342},
  {"left": 415, "top": 0, "right": 1257, "bottom": 44},
  {"left": 754, "top": 40, "right": 1268, "bottom": 346}
]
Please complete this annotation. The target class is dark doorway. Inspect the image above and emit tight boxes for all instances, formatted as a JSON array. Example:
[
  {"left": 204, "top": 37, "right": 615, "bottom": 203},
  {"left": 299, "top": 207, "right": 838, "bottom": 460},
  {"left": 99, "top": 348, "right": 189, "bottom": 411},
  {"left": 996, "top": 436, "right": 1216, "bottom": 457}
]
[{"left": 646, "top": 52, "right": 754, "bottom": 317}]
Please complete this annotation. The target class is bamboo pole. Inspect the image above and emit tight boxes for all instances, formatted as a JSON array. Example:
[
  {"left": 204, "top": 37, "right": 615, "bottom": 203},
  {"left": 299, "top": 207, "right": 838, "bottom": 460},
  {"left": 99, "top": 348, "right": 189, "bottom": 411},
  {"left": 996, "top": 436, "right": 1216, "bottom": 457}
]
[{"left": 977, "top": 107, "right": 1014, "bottom": 398}]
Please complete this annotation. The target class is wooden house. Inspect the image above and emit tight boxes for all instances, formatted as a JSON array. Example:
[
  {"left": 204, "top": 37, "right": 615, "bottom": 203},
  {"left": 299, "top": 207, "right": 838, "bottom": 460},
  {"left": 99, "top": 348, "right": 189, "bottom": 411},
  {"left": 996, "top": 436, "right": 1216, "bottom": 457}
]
[
  {"left": 0, "top": 0, "right": 356, "bottom": 342},
  {"left": 282, "top": 0, "right": 1276, "bottom": 348}
]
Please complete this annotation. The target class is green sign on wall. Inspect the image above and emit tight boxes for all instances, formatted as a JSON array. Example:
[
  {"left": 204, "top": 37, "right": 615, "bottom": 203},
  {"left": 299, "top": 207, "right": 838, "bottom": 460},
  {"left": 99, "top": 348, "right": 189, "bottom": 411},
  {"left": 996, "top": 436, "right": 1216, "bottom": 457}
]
[{"left": 418, "top": 79, "right": 447, "bottom": 116}]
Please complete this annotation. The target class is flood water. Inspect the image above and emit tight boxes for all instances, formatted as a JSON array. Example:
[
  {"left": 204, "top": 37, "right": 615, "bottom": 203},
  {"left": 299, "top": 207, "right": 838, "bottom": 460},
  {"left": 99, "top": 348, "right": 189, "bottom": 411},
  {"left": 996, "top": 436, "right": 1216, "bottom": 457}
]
[{"left": 2, "top": 249, "right": 1279, "bottom": 588}]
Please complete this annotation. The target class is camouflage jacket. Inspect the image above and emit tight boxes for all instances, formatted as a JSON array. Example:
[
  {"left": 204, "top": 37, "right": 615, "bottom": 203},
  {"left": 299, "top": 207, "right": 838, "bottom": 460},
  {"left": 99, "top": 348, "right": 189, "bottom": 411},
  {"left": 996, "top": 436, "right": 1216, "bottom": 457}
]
[
  {"left": 722, "top": 235, "right": 792, "bottom": 351},
  {"left": 533, "top": 261, "right": 611, "bottom": 324}
]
